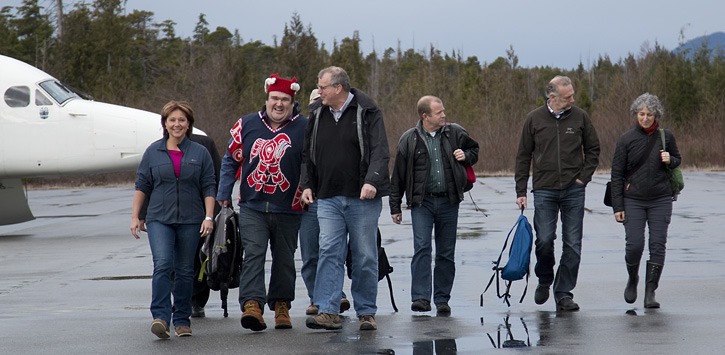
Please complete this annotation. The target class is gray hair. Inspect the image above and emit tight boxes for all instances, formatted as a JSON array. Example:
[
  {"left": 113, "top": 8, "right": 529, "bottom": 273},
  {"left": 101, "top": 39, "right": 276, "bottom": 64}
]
[
  {"left": 318, "top": 66, "right": 351, "bottom": 92},
  {"left": 545, "top": 75, "right": 572, "bottom": 97},
  {"left": 630, "top": 93, "right": 664, "bottom": 119}
]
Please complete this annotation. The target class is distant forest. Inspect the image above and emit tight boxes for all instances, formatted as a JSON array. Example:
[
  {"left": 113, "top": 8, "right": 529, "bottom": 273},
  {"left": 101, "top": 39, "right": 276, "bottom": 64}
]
[{"left": 2, "top": 0, "right": 724, "bottom": 183}]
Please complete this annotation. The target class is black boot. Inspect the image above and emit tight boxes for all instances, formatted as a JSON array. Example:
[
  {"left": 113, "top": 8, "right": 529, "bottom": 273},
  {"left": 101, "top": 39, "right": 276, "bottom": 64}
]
[
  {"left": 644, "top": 261, "right": 663, "bottom": 308},
  {"left": 624, "top": 263, "right": 639, "bottom": 304}
]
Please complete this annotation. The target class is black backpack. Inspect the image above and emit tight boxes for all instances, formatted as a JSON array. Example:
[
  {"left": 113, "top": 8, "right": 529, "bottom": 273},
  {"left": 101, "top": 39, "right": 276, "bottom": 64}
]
[{"left": 199, "top": 206, "right": 243, "bottom": 317}]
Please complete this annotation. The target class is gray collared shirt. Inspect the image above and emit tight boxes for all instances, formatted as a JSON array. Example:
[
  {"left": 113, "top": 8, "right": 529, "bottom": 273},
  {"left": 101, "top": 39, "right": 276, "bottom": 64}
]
[{"left": 330, "top": 92, "right": 355, "bottom": 122}]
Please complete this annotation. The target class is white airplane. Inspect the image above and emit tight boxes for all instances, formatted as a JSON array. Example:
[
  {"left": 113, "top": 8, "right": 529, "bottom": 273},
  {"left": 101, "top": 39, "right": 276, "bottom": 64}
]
[{"left": 0, "top": 54, "right": 167, "bottom": 225}]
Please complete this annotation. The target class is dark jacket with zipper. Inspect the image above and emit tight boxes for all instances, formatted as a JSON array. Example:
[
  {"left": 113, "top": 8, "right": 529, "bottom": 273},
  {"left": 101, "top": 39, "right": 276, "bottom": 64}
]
[
  {"left": 515, "top": 104, "right": 600, "bottom": 196},
  {"left": 135, "top": 136, "right": 217, "bottom": 224},
  {"left": 610, "top": 124, "right": 681, "bottom": 212},
  {"left": 302, "top": 88, "right": 390, "bottom": 197},
  {"left": 389, "top": 121, "right": 479, "bottom": 215}
]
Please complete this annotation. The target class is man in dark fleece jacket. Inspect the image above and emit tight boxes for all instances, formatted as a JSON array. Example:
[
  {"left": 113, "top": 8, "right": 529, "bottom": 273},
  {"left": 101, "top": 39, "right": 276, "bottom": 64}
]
[{"left": 514, "top": 75, "right": 600, "bottom": 312}]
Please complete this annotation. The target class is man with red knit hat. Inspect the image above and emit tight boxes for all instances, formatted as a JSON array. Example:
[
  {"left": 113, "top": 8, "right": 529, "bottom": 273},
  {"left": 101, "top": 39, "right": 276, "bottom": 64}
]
[{"left": 217, "top": 73, "right": 308, "bottom": 331}]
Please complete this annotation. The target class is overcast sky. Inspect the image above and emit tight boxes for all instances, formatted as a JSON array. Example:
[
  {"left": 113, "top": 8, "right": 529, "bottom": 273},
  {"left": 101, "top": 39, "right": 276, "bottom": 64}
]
[{"left": 8, "top": 0, "right": 724, "bottom": 69}]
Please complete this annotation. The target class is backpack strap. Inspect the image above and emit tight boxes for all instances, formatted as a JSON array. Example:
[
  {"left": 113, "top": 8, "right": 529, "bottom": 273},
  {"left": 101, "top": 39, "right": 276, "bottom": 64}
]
[
  {"left": 385, "top": 274, "right": 399, "bottom": 312},
  {"left": 482, "top": 210, "right": 523, "bottom": 306}
]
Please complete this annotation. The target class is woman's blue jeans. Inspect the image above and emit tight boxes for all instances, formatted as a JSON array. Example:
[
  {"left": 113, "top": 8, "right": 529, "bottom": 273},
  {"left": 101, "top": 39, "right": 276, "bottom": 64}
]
[{"left": 146, "top": 222, "right": 200, "bottom": 327}]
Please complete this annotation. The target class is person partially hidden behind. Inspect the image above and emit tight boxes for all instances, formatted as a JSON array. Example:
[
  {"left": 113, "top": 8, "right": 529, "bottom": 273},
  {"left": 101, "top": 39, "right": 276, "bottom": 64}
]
[
  {"left": 610, "top": 93, "right": 681, "bottom": 308},
  {"left": 389, "top": 95, "right": 479, "bottom": 316},
  {"left": 514, "top": 76, "right": 600, "bottom": 312},
  {"left": 130, "top": 100, "right": 217, "bottom": 338}
]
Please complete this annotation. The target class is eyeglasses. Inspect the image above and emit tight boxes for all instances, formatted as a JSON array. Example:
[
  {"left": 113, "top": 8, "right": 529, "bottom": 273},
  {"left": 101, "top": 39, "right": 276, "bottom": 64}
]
[{"left": 316, "top": 83, "right": 338, "bottom": 91}]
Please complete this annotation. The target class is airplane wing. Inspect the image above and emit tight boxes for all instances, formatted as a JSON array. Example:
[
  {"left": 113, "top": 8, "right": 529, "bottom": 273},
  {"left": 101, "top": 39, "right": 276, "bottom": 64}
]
[{"left": 0, "top": 179, "right": 35, "bottom": 225}]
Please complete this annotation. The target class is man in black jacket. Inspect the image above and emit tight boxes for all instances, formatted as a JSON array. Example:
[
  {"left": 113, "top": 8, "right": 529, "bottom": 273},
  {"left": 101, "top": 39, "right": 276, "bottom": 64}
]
[
  {"left": 389, "top": 95, "right": 479, "bottom": 316},
  {"left": 515, "top": 76, "right": 600, "bottom": 311},
  {"left": 301, "top": 66, "right": 390, "bottom": 331}
]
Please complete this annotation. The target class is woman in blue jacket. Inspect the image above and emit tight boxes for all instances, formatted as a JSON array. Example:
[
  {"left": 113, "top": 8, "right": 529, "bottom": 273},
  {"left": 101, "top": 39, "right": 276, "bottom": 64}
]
[{"left": 130, "top": 101, "right": 216, "bottom": 338}]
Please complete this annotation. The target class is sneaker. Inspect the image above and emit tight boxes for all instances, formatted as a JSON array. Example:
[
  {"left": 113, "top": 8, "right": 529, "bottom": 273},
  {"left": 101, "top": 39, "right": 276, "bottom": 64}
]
[
  {"left": 556, "top": 297, "right": 580, "bottom": 311},
  {"left": 274, "top": 301, "right": 292, "bottom": 329},
  {"left": 191, "top": 306, "right": 205, "bottom": 318},
  {"left": 339, "top": 298, "right": 351, "bottom": 313},
  {"left": 435, "top": 302, "right": 451, "bottom": 316},
  {"left": 534, "top": 284, "right": 550, "bottom": 305},
  {"left": 174, "top": 325, "right": 192, "bottom": 337},
  {"left": 241, "top": 300, "right": 267, "bottom": 331},
  {"left": 306, "top": 304, "right": 319, "bottom": 315},
  {"left": 150, "top": 319, "right": 170, "bottom": 339},
  {"left": 306, "top": 312, "right": 342, "bottom": 330},
  {"left": 411, "top": 299, "right": 432, "bottom": 312},
  {"left": 359, "top": 315, "right": 377, "bottom": 331}
]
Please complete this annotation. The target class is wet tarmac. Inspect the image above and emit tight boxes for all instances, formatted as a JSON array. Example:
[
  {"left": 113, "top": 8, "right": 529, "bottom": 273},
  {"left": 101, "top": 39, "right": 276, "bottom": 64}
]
[{"left": 1, "top": 172, "right": 724, "bottom": 354}]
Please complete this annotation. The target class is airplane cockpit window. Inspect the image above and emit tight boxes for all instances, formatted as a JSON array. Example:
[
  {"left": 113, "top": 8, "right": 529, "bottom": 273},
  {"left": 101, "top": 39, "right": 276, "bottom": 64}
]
[
  {"left": 4, "top": 86, "right": 31, "bottom": 107},
  {"left": 35, "top": 89, "right": 53, "bottom": 106},
  {"left": 38, "top": 80, "right": 80, "bottom": 105}
]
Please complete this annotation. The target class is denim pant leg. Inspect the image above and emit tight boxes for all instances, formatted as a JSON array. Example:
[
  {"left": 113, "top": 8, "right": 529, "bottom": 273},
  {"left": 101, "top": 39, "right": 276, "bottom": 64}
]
[
  {"left": 410, "top": 201, "right": 435, "bottom": 302},
  {"left": 346, "top": 197, "right": 382, "bottom": 316},
  {"left": 147, "top": 222, "right": 175, "bottom": 324},
  {"left": 237, "top": 206, "right": 270, "bottom": 309},
  {"left": 147, "top": 222, "right": 199, "bottom": 327},
  {"left": 432, "top": 198, "right": 459, "bottom": 305},
  {"left": 299, "top": 201, "right": 320, "bottom": 303},
  {"left": 314, "top": 197, "right": 349, "bottom": 314},
  {"left": 171, "top": 224, "right": 200, "bottom": 327},
  {"left": 533, "top": 184, "right": 585, "bottom": 301},
  {"left": 532, "top": 189, "right": 559, "bottom": 287},
  {"left": 554, "top": 183, "right": 585, "bottom": 300},
  {"left": 266, "top": 213, "right": 301, "bottom": 309}
]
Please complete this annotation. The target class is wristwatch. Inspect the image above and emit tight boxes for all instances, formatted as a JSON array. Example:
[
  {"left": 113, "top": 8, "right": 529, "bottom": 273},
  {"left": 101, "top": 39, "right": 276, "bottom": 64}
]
[{"left": 204, "top": 216, "right": 213, "bottom": 221}]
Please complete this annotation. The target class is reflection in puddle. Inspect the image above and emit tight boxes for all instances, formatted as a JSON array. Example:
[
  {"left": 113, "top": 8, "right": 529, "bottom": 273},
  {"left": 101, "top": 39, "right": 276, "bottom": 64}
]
[
  {"left": 412, "top": 338, "right": 458, "bottom": 354},
  {"left": 486, "top": 315, "right": 531, "bottom": 348}
]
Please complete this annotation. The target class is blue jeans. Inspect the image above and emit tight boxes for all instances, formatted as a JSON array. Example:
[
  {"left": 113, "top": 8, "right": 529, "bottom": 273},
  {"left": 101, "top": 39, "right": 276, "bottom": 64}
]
[
  {"left": 623, "top": 196, "right": 672, "bottom": 265},
  {"left": 237, "top": 206, "right": 300, "bottom": 310},
  {"left": 532, "top": 183, "right": 586, "bottom": 302},
  {"left": 299, "top": 201, "right": 345, "bottom": 304},
  {"left": 314, "top": 196, "right": 381, "bottom": 316},
  {"left": 146, "top": 222, "right": 200, "bottom": 327},
  {"left": 410, "top": 196, "right": 459, "bottom": 304}
]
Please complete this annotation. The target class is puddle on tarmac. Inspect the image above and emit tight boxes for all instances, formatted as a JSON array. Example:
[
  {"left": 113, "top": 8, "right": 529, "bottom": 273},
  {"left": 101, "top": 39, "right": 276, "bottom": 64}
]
[{"left": 387, "top": 315, "right": 541, "bottom": 353}]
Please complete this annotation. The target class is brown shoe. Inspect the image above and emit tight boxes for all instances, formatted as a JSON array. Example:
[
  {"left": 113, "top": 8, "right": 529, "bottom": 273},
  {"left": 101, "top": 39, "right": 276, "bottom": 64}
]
[
  {"left": 241, "top": 300, "right": 267, "bottom": 331},
  {"left": 274, "top": 301, "right": 292, "bottom": 329},
  {"left": 306, "top": 313, "right": 342, "bottom": 330},
  {"left": 174, "top": 325, "right": 192, "bottom": 337},
  {"left": 339, "top": 298, "right": 351, "bottom": 313},
  {"left": 306, "top": 303, "right": 319, "bottom": 315},
  {"left": 359, "top": 315, "right": 377, "bottom": 331},
  {"left": 150, "top": 319, "right": 169, "bottom": 339}
]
